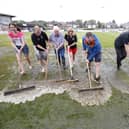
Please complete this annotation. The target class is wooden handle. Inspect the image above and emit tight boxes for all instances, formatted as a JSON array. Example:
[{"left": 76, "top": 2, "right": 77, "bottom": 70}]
[{"left": 86, "top": 63, "right": 92, "bottom": 88}]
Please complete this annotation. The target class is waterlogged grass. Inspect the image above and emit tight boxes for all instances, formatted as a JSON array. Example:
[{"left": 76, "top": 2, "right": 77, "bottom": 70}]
[
  {"left": 0, "top": 32, "right": 33, "bottom": 47},
  {"left": 1, "top": 31, "right": 128, "bottom": 129},
  {"left": 0, "top": 34, "right": 10, "bottom": 47},
  {"left": 0, "top": 31, "right": 119, "bottom": 48},
  {"left": 95, "top": 32, "right": 119, "bottom": 48},
  {"left": 115, "top": 70, "right": 129, "bottom": 84},
  {"left": 0, "top": 54, "right": 16, "bottom": 90},
  {"left": 0, "top": 88, "right": 129, "bottom": 129}
]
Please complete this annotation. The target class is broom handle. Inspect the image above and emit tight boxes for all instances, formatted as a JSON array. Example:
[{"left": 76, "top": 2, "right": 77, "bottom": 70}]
[
  {"left": 45, "top": 51, "right": 49, "bottom": 80},
  {"left": 86, "top": 62, "right": 92, "bottom": 88},
  {"left": 68, "top": 46, "right": 73, "bottom": 77},
  {"left": 56, "top": 49, "right": 62, "bottom": 79}
]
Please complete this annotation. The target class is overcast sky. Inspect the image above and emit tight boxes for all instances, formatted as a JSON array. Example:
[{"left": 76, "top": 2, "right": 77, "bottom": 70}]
[{"left": 0, "top": 0, "right": 129, "bottom": 24}]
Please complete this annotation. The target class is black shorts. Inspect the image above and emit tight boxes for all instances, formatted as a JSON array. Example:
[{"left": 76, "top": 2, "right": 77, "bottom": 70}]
[{"left": 16, "top": 44, "right": 29, "bottom": 56}]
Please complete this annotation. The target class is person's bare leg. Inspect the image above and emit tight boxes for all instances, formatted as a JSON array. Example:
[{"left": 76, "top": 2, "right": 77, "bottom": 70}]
[
  {"left": 42, "top": 59, "right": 47, "bottom": 70},
  {"left": 16, "top": 53, "right": 24, "bottom": 74},
  {"left": 95, "top": 62, "right": 101, "bottom": 78},
  {"left": 40, "top": 59, "right": 44, "bottom": 72},
  {"left": 69, "top": 52, "right": 73, "bottom": 67},
  {"left": 73, "top": 52, "right": 77, "bottom": 65},
  {"left": 25, "top": 55, "right": 32, "bottom": 69},
  {"left": 40, "top": 59, "right": 47, "bottom": 72}
]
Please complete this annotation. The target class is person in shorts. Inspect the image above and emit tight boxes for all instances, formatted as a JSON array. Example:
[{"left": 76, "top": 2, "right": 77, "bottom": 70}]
[
  {"left": 31, "top": 25, "right": 49, "bottom": 73},
  {"left": 82, "top": 32, "right": 102, "bottom": 82},
  {"left": 8, "top": 23, "right": 32, "bottom": 75}
]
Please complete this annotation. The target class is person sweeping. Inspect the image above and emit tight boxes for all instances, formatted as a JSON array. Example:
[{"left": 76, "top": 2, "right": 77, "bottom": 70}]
[
  {"left": 31, "top": 25, "right": 49, "bottom": 73},
  {"left": 64, "top": 27, "right": 78, "bottom": 68},
  {"left": 114, "top": 31, "right": 129, "bottom": 70},
  {"left": 49, "top": 26, "right": 66, "bottom": 70},
  {"left": 82, "top": 32, "right": 102, "bottom": 83},
  {"left": 8, "top": 23, "right": 32, "bottom": 75}
]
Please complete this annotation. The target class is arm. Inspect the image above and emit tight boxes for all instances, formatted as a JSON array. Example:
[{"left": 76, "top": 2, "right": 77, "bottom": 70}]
[
  {"left": 69, "top": 35, "right": 78, "bottom": 47},
  {"left": 57, "top": 42, "right": 64, "bottom": 49},
  {"left": 31, "top": 33, "right": 47, "bottom": 52},
  {"left": 36, "top": 44, "right": 47, "bottom": 51},
  {"left": 19, "top": 36, "right": 26, "bottom": 52},
  {"left": 49, "top": 34, "right": 57, "bottom": 49},
  {"left": 8, "top": 34, "right": 20, "bottom": 52},
  {"left": 82, "top": 37, "right": 88, "bottom": 58},
  {"left": 10, "top": 39, "right": 19, "bottom": 52},
  {"left": 43, "top": 32, "right": 50, "bottom": 51},
  {"left": 57, "top": 35, "right": 65, "bottom": 49},
  {"left": 124, "top": 43, "right": 129, "bottom": 56},
  {"left": 124, "top": 34, "right": 129, "bottom": 56}
]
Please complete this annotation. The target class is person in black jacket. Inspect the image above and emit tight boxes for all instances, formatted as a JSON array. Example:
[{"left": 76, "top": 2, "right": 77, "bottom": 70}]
[
  {"left": 114, "top": 32, "right": 129, "bottom": 70},
  {"left": 31, "top": 25, "right": 49, "bottom": 73}
]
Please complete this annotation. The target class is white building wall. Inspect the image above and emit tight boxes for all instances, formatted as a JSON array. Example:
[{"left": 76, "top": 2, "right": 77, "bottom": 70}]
[
  {"left": 0, "top": 16, "right": 12, "bottom": 25},
  {"left": 0, "top": 15, "right": 13, "bottom": 31}
]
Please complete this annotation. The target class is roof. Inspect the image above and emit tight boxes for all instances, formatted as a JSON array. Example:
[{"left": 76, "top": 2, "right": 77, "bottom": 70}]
[{"left": 0, "top": 13, "right": 15, "bottom": 17}]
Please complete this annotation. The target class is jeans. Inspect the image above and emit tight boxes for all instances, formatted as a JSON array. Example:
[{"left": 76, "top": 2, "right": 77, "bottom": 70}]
[{"left": 55, "top": 48, "right": 65, "bottom": 66}]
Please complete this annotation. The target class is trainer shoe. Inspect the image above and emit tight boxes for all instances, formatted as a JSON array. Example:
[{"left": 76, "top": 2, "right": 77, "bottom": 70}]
[
  {"left": 41, "top": 67, "right": 45, "bottom": 73},
  {"left": 20, "top": 71, "right": 25, "bottom": 75},
  {"left": 29, "top": 65, "right": 32, "bottom": 70},
  {"left": 94, "top": 75, "right": 101, "bottom": 82}
]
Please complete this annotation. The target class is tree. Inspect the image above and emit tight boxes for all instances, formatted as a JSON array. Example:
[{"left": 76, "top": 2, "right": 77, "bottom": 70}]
[
  {"left": 75, "top": 19, "right": 83, "bottom": 28},
  {"left": 112, "top": 20, "right": 116, "bottom": 24},
  {"left": 97, "top": 21, "right": 105, "bottom": 28},
  {"left": 87, "top": 20, "right": 96, "bottom": 25},
  {"left": 12, "top": 20, "right": 25, "bottom": 24},
  {"left": 97, "top": 21, "right": 101, "bottom": 28},
  {"left": 83, "top": 20, "right": 87, "bottom": 28},
  {"left": 111, "top": 20, "right": 118, "bottom": 28}
]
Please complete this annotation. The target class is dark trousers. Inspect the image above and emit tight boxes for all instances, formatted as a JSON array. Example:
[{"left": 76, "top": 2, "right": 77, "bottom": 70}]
[{"left": 115, "top": 41, "right": 127, "bottom": 69}]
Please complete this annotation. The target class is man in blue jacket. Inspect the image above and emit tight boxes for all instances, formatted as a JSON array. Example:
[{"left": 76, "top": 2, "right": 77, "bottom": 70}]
[{"left": 82, "top": 32, "right": 102, "bottom": 82}]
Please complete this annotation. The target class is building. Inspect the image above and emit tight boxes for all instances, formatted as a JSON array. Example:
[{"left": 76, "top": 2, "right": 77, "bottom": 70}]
[
  {"left": 121, "top": 22, "right": 129, "bottom": 29},
  {"left": 0, "top": 13, "right": 15, "bottom": 31},
  {"left": 84, "top": 21, "right": 97, "bottom": 29},
  {"left": 106, "top": 22, "right": 118, "bottom": 29}
]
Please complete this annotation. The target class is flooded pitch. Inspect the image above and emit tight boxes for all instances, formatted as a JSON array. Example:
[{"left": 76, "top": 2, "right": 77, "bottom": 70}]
[{"left": 0, "top": 48, "right": 129, "bottom": 105}]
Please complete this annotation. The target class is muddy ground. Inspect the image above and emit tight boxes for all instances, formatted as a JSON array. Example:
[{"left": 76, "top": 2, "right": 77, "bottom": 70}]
[{"left": 0, "top": 47, "right": 129, "bottom": 105}]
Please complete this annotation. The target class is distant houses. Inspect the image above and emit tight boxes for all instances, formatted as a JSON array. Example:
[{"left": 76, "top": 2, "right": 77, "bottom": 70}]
[
  {"left": 106, "top": 22, "right": 118, "bottom": 29},
  {"left": 87, "top": 24, "right": 97, "bottom": 29},
  {"left": 0, "top": 13, "right": 128, "bottom": 32},
  {"left": 0, "top": 13, "right": 15, "bottom": 31},
  {"left": 120, "top": 22, "right": 129, "bottom": 29}
]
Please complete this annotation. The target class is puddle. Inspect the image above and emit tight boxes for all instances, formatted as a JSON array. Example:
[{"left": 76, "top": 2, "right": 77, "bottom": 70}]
[{"left": 1, "top": 48, "right": 129, "bottom": 105}]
